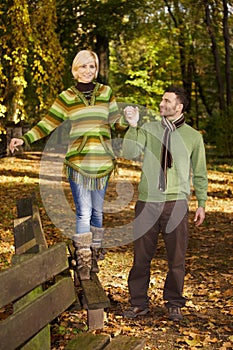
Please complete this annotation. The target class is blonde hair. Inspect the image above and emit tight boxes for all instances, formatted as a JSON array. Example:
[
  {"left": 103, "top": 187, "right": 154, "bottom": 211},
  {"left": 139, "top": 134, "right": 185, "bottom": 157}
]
[{"left": 71, "top": 50, "right": 99, "bottom": 80}]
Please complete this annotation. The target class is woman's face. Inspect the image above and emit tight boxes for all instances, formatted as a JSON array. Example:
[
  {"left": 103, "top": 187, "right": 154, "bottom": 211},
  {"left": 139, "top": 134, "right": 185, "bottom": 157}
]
[{"left": 77, "top": 59, "right": 97, "bottom": 83}]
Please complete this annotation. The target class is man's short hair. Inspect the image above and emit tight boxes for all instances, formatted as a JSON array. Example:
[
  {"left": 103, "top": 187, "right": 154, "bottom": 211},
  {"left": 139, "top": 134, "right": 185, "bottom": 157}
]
[{"left": 165, "top": 86, "right": 189, "bottom": 112}]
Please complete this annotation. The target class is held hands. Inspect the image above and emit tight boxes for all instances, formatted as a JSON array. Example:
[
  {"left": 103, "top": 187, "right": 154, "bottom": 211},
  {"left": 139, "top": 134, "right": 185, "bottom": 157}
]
[
  {"left": 194, "top": 207, "right": 205, "bottom": 226},
  {"left": 9, "top": 138, "right": 24, "bottom": 153},
  {"left": 124, "top": 106, "right": 139, "bottom": 127}
]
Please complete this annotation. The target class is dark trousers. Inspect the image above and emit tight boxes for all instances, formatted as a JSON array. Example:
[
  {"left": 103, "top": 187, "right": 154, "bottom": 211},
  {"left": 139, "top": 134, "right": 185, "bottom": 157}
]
[{"left": 128, "top": 200, "right": 189, "bottom": 309}]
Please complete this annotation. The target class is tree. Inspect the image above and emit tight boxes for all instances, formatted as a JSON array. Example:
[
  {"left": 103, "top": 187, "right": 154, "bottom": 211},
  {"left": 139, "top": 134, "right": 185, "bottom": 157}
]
[
  {"left": 202, "top": 0, "right": 233, "bottom": 155},
  {"left": 0, "top": 0, "right": 31, "bottom": 125},
  {"left": 0, "top": 0, "right": 64, "bottom": 130},
  {"left": 222, "top": 0, "right": 232, "bottom": 109},
  {"left": 25, "top": 0, "right": 64, "bottom": 123},
  {"left": 56, "top": 0, "right": 153, "bottom": 84},
  {"left": 0, "top": 0, "right": 232, "bottom": 156}
]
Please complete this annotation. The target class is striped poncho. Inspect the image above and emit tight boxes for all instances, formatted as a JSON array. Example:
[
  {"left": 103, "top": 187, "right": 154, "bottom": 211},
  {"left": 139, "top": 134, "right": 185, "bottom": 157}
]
[{"left": 21, "top": 83, "right": 127, "bottom": 189}]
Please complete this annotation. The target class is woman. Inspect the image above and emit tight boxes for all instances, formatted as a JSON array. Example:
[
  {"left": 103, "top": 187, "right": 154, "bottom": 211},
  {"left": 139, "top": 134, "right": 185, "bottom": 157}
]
[{"left": 10, "top": 50, "right": 127, "bottom": 280}]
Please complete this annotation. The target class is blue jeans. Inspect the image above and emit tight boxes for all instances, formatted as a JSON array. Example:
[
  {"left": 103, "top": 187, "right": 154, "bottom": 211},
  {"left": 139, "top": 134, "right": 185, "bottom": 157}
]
[{"left": 69, "top": 178, "right": 107, "bottom": 234}]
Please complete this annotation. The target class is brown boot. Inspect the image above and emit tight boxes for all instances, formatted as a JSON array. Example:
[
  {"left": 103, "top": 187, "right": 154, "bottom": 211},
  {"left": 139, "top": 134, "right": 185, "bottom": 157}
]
[
  {"left": 91, "top": 247, "right": 100, "bottom": 273},
  {"left": 90, "top": 226, "right": 105, "bottom": 273},
  {"left": 73, "top": 232, "right": 92, "bottom": 280}
]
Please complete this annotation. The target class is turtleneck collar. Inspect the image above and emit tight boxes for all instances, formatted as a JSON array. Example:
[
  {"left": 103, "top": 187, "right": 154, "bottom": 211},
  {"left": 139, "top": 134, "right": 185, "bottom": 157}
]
[{"left": 76, "top": 82, "right": 95, "bottom": 92}]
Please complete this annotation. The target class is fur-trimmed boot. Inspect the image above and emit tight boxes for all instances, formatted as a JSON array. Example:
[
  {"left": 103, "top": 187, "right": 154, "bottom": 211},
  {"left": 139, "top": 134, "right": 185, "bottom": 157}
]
[
  {"left": 90, "top": 226, "right": 106, "bottom": 273},
  {"left": 73, "top": 232, "right": 92, "bottom": 280}
]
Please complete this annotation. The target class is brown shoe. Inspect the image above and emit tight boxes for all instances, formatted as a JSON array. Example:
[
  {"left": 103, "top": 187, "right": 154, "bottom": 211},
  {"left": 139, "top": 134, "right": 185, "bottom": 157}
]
[
  {"left": 123, "top": 306, "right": 149, "bottom": 318},
  {"left": 168, "top": 307, "right": 183, "bottom": 321}
]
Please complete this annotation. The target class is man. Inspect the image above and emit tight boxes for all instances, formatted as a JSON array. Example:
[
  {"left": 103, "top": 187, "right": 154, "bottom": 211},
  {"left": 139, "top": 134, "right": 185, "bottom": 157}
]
[{"left": 122, "top": 86, "right": 208, "bottom": 321}]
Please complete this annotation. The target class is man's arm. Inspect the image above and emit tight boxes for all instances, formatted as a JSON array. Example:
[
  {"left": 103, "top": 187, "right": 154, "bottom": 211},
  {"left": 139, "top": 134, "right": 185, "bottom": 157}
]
[
  {"left": 191, "top": 134, "right": 208, "bottom": 226},
  {"left": 194, "top": 206, "right": 205, "bottom": 226}
]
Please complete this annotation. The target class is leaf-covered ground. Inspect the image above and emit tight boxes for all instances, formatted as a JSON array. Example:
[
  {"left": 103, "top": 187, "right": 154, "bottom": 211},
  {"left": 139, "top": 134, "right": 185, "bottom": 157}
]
[{"left": 0, "top": 152, "right": 232, "bottom": 349}]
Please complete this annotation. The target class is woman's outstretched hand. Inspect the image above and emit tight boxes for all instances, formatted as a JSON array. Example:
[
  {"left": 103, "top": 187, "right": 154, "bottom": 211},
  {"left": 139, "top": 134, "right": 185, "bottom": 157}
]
[
  {"left": 9, "top": 138, "right": 24, "bottom": 153},
  {"left": 124, "top": 106, "right": 139, "bottom": 127}
]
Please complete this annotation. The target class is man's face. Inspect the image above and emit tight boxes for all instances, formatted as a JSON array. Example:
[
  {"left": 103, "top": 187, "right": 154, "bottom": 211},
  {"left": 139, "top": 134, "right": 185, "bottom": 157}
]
[{"left": 159, "top": 92, "right": 182, "bottom": 120}]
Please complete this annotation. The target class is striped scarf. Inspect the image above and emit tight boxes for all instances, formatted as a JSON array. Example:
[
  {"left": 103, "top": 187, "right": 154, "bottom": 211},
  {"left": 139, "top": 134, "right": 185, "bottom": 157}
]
[{"left": 158, "top": 114, "right": 185, "bottom": 191}]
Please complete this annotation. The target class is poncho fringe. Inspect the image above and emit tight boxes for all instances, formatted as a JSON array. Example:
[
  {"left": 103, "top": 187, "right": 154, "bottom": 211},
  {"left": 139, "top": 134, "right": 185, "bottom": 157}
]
[{"left": 66, "top": 166, "right": 110, "bottom": 190}]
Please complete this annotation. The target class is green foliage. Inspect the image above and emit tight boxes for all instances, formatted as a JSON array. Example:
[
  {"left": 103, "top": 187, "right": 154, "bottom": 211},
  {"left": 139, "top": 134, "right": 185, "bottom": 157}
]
[
  {"left": 0, "top": 0, "right": 31, "bottom": 124},
  {"left": 0, "top": 0, "right": 64, "bottom": 128},
  {"left": 109, "top": 21, "right": 181, "bottom": 112},
  {"left": 25, "top": 0, "right": 64, "bottom": 123},
  {"left": 208, "top": 108, "right": 233, "bottom": 157},
  {"left": 0, "top": 0, "right": 232, "bottom": 156}
]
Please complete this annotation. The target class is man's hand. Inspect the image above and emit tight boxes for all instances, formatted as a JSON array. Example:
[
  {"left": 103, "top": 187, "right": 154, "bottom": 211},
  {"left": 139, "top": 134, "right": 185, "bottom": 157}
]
[
  {"left": 124, "top": 106, "right": 139, "bottom": 127},
  {"left": 194, "top": 207, "right": 205, "bottom": 226},
  {"left": 9, "top": 138, "right": 24, "bottom": 153}
]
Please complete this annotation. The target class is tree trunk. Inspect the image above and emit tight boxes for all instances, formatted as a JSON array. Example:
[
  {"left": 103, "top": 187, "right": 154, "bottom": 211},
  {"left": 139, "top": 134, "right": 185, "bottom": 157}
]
[
  {"left": 203, "top": 0, "right": 225, "bottom": 112},
  {"left": 164, "top": 0, "right": 193, "bottom": 111},
  {"left": 95, "top": 34, "right": 109, "bottom": 85},
  {"left": 222, "top": 0, "right": 232, "bottom": 110}
]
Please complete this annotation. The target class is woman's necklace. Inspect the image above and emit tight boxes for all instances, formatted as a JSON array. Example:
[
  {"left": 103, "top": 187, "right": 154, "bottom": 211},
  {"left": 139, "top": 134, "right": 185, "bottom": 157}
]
[{"left": 71, "top": 82, "right": 100, "bottom": 106}]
